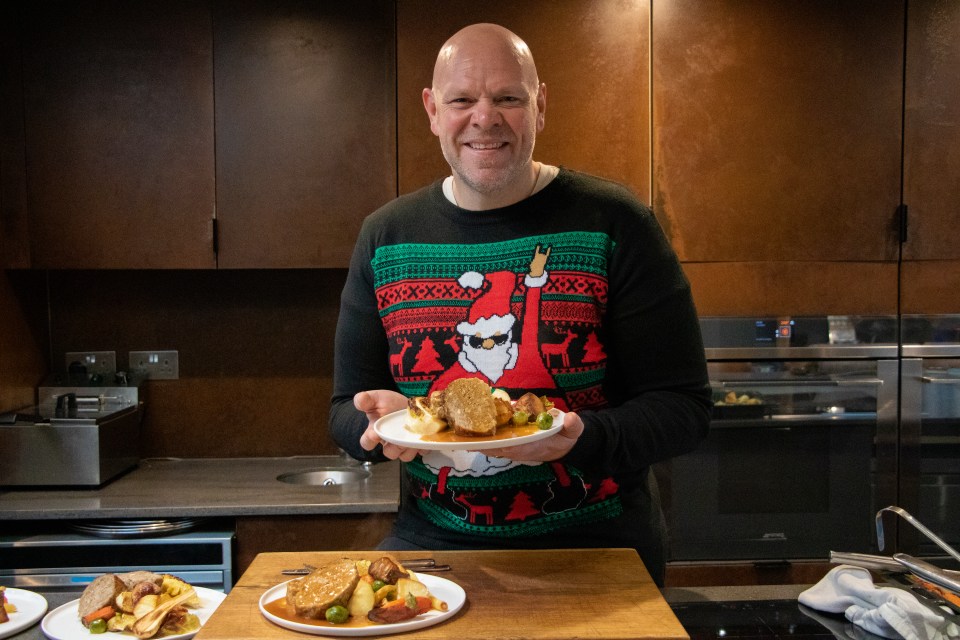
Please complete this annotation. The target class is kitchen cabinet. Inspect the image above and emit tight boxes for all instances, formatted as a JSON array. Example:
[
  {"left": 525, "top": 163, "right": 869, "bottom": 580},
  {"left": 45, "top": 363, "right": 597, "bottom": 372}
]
[
  {"left": 653, "top": 1, "right": 905, "bottom": 315},
  {"left": 4, "top": 0, "right": 395, "bottom": 270},
  {"left": 900, "top": 0, "right": 960, "bottom": 313},
  {"left": 16, "top": 1, "right": 217, "bottom": 269},
  {"left": 396, "top": 0, "right": 650, "bottom": 200},
  {"left": 213, "top": 0, "right": 396, "bottom": 268}
]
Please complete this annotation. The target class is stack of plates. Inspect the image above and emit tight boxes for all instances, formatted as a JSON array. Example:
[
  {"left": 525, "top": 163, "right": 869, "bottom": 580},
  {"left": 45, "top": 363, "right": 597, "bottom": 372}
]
[{"left": 70, "top": 517, "right": 200, "bottom": 538}]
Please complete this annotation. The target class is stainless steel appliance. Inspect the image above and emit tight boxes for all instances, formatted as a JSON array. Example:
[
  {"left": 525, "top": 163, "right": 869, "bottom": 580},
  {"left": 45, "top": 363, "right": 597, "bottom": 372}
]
[
  {"left": 0, "top": 372, "right": 145, "bottom": 487},
  {"left": 0, "top": 521, "right": 234, "bottom": 593},
  {"left": 900, "top": 314, "right": 960, "bottom": 566},
  {"left": 661, "top": 316, "right": 900, "bottom": 562}
]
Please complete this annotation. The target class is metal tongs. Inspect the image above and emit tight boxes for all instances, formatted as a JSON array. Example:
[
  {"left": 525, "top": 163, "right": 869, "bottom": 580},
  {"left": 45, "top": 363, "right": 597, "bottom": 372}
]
[
  {"left": 831, "top": 507, "right": 960, "bottom": 622},
  {"left": 281, "top": 558, "right": 451, "bottom": 575},
  {"left": 876, "top": 506, "right": 960, "bottom": 593}
]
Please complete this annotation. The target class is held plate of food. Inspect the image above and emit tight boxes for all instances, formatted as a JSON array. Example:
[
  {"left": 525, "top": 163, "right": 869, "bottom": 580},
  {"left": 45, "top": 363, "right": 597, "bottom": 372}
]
[
  {"left": 259, "top": 556, "right": 465, "bottom": 636},
  {"left": 374, "top": 378, "right": 564, "bottom": 452}
]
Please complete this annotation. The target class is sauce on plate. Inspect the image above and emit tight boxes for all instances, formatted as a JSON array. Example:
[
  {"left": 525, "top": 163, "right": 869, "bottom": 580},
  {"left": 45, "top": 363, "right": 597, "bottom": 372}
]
[
  {"left": 263, "top": 597, "right": 373, "bottom": 628},
  {"left": 420, "top": 424, "right": 539, "bottom": 443}
]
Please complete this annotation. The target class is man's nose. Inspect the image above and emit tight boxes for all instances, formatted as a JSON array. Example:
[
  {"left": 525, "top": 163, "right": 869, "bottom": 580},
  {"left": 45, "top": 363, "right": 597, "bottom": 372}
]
[{"left": 471, "top": 99, "right": 502, "bottom": 127}]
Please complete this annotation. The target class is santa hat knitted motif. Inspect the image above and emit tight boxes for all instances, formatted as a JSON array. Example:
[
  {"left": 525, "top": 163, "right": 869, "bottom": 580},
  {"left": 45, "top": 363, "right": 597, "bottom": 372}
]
[{"left": 456, "top": 270, "right": 517, "bottom": 338}]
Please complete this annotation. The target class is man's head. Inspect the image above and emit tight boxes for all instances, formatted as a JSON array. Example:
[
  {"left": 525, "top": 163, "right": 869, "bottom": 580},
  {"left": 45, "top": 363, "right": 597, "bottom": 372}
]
[{"left": 423, "top": 23, "right": 546, "bottom": 210}]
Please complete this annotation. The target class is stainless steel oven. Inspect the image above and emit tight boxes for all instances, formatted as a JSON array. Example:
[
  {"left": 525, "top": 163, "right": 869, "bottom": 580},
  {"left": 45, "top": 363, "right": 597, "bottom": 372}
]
[
  {"left": 660, "top": 316, "right": 900, "bottom": 562},
  {"left": 0, "top": 520, "right": 235, "bottom": 593},
  {"left": 900, "top": 314, "right": 960, "bottom": 566}
]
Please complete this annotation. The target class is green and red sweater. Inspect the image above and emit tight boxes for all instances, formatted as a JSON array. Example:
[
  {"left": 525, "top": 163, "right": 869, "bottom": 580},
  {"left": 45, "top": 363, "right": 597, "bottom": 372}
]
[{"left": 330, "top": 168, "right": 710, "bottom": 582}]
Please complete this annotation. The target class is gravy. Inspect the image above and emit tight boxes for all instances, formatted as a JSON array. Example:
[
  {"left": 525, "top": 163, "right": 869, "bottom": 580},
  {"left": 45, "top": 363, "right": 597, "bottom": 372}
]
[{"left": 421, "top": 424, "right": 539, "bottom": 443}]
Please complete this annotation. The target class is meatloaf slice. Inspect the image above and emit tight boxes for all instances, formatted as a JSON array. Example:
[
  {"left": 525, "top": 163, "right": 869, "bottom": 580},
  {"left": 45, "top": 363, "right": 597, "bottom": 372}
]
[
  {"left": 285, "top": 559, "right": 359, "bottom": 619},
  {"left": 77, "top": 574, "right": 126, "bottom": 624}
]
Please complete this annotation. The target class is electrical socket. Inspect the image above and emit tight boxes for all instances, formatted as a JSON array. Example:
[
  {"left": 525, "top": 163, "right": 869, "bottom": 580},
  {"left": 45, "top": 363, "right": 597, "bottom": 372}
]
[
  {"left": 65, "top": 351, "right": 117, "bottom": 375},
  {"left": 129, "top": 350, "right": 179, "bottom": 380}
]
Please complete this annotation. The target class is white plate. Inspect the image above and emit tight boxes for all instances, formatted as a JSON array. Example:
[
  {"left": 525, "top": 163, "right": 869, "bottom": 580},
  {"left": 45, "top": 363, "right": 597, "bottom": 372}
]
[
  {"left": 259, "top": 573, "right": 465, "bottom": 637},
  {"left": 0, "top": 588, "right": 48, "bottom": 640},
  {"left": 40, "top": 586, "right": 226, "bottom": 640},
  {"left": 374, "top": 408, "right": 563, "bottom": 452}
]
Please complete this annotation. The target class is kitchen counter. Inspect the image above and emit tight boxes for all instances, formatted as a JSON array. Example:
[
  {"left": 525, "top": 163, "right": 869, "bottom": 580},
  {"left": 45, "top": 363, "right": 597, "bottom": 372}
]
[
  {"left": 6, "top": 584, "right": 872, "bottom": 640},
  {"left": 0, "top": 456, "right": 401, "bottom": 520}
]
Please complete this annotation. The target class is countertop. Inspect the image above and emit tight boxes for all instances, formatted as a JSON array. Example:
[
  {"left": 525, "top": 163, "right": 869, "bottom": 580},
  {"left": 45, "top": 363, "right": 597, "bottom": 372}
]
[{"left": 0, "top": 456, "right": 401, "bottom": 521}]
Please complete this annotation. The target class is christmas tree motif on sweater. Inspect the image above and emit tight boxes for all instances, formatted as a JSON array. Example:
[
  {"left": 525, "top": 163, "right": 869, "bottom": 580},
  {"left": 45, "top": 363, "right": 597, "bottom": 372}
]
[{"left": 411, "top": 335, "right": 443, "bottom": 373}]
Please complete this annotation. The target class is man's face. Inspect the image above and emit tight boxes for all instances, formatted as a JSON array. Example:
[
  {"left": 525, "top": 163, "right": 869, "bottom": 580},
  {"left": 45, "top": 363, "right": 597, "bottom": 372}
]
[{"left": 424, "top": 42, "right": 545, "bottom": 203}]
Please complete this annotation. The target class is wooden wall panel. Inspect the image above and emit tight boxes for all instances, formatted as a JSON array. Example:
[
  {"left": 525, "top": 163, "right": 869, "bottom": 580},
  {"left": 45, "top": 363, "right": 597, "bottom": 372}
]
[
  {"left": 902, "top": 0, "right": 960, "bottom": 262},
  {"left": 0, "top": 3, "right": 29, "bottom": 269},
  {"left": 653, "top": 0, "right": 904, "bottom": 264},
  {"left": 0, "top": 271, "right": 47, "bottom": 412},
  {"left": 397, "top": 0, "right": 650, "bottom": 202},
  {"left": 901, "top": 262, "right": 960, "bottom": 315},
  {"left": 214, "top": 0, "right": 397, "bottom": 268},
  {"left": 685, "top": 262, "right": 899, "bottom": 317}
]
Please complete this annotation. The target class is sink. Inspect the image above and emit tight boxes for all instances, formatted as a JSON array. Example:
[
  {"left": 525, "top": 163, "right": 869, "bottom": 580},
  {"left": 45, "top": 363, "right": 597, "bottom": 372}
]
[{"left": 276, "top": 467, "right": 372, "bottom": 486}]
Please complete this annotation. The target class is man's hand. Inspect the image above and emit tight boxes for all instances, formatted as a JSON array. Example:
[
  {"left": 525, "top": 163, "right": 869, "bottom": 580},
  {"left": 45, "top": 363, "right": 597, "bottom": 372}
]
[
  {"left": 480, "top": 411, "right": 583, "bottom": 462},
  {"left": 355, "top": 390, "right": 428, "bottom": 462},
  {"left": 529, "top": 243, "right": 551, "bottom": 278}
]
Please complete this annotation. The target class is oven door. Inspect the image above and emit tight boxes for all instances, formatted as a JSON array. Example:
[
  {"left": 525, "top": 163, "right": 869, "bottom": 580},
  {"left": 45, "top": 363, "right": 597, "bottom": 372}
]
[
  {"left": 667, "top": 417, "right": 876, "bottom": 560},
  {"left": 663, "top": 358, "right": 898, "bottom": 562}
]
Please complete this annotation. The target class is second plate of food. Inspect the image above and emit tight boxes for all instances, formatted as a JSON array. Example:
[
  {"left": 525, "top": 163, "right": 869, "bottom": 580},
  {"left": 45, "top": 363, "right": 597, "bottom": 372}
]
[
  {"left": 259, "top": 573, "right": 466, "bottom": 636},
  {"left": 374, "top": 408, "right": 563, "bottom": 452}
]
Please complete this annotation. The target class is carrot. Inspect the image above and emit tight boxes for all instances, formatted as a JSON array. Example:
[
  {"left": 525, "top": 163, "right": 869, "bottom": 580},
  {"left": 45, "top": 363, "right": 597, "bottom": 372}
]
[{"left": 82, "top": 605, "right": 116, "bottom": 626}]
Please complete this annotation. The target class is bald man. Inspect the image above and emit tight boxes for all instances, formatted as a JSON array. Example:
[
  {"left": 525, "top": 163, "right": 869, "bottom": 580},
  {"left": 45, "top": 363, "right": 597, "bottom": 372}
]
[{"left": 330, "top": 23, "right": 710, "bottom": 586}]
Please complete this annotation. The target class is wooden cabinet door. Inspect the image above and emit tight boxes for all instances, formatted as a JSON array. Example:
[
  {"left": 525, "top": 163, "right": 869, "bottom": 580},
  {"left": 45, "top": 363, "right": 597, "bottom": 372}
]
[
  {"left": 396, "top": 0, "right": 650, "bottom": 201},
  {"left": 653, "top": 1, "right": 905, "bottom": 315},
  {"left": 213, "top": 0, "right": 396, "bottom": 269},
  {"left": 900, "top": 0, "right": 960, "bottom": 313},
  {"left": 19, "top": 1, "right": 216, "bottom": 269}
]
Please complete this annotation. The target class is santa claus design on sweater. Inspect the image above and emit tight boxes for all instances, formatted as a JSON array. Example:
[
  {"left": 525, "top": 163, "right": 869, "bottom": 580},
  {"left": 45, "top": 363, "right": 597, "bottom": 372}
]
[{"left": 431, "top": 244, "right": 558, "bottom": 398}]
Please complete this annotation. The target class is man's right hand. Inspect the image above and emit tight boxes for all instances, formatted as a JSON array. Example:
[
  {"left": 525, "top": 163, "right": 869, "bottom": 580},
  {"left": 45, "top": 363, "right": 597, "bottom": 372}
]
[{"left": 355, "top": 390, "right": 426, "bottom": 461}]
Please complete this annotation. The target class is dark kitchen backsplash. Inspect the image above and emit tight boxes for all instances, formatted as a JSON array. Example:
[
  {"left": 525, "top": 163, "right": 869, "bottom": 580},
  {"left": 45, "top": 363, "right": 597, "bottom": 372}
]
[{"left": 18, "top": 269, "right": 349, "bottom": 458}]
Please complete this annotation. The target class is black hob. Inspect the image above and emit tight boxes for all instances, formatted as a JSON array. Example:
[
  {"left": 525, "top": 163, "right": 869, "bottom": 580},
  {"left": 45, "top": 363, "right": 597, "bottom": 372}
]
[{"left": 669, "top": 599, "right": 885, "bottom": 639}]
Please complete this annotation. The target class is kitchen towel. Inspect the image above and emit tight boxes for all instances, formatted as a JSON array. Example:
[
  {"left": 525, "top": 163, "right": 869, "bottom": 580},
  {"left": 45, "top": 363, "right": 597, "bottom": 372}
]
[{"left": 799, "top": 565, "right": 960, "bottom": 640}]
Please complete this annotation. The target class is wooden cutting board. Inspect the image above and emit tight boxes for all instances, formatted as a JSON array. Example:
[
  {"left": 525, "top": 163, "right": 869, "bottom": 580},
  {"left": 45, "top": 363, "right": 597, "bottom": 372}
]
[{"left": 195, "top": 548, "right": 688, "bottom": 640}]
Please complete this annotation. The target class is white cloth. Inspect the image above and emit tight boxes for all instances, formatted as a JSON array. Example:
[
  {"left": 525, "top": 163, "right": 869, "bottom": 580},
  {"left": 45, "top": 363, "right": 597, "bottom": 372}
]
[{"left": 799, "top": 565, "right": 960, "bottom": 640}]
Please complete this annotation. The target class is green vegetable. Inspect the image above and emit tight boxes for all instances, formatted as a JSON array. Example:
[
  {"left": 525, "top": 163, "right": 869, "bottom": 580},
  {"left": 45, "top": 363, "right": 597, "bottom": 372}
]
[
  {"left": 325, "top": 605, "right": 349, "bottom": 624},
  {"left": 89, "top": 618, "right": 108, "bottom": 634},
  {"left": 371, "top": 579, "right": 386, "bottom": 592},
  {"left": 511, "top": 410, "right": 530, "bottom": 425},
  {"left": 536, "top": 412, "right": 553, "bottom": 430}
]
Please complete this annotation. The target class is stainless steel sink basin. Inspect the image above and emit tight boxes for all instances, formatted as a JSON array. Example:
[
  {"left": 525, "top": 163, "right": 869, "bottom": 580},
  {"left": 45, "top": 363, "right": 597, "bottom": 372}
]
[{"left": 277, "top": 467, "right": 372, "bottom": 486}]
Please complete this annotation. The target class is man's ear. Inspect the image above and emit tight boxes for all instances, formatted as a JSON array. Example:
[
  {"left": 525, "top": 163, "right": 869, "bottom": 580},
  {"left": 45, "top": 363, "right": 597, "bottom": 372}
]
[
  {"left": 423, "top": 88, "right": 440, "bottom": 136},
  {"left": 536, "top": 83, "right": 547, "bottom": 132}
]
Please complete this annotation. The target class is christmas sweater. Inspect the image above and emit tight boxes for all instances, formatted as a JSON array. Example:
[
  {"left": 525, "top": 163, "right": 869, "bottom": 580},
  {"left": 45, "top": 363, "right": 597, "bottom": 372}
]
[{"left": 330, "top": 168, "right": 711, "bottom": 578}]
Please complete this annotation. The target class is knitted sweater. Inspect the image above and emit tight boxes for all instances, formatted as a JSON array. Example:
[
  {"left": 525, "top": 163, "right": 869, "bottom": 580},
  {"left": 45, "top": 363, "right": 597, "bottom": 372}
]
[{"left": 329, "top": 168, "right": 711, "bottom": 583}]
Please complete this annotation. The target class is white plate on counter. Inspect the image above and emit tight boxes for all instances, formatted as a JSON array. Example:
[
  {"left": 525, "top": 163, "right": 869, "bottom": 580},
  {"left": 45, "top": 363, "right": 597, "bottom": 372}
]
[
  {"left": 0, "top": 588, "right": 48, "bottom": 640},
  {"left": 259, "top": 572, "right": 465, "bottom": 636},
  {"left": 40, "top": 586, "right": 225, "bottom": 640},
  {"left": 374, "top": 408, "right": 563, "bottom": 452}
]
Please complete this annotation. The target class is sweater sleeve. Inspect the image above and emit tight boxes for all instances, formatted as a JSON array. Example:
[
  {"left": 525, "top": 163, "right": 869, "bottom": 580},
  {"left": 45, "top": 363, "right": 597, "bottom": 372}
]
[
  {"left": 328, "top": 218, "right": 395, "bottom": 463},
  {"left": 562, "top": 201, "right": 711, "bottom": 474}
]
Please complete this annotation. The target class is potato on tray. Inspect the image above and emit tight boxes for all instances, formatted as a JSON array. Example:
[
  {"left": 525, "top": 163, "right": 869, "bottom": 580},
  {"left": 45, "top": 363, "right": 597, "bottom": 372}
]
[{"left": 715, "top": 390, "right": 763, "bottom": 406}]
